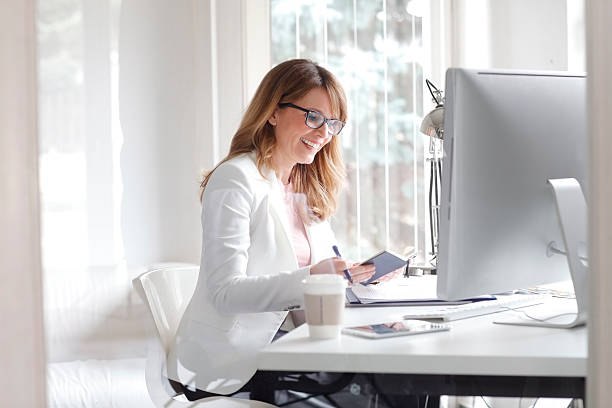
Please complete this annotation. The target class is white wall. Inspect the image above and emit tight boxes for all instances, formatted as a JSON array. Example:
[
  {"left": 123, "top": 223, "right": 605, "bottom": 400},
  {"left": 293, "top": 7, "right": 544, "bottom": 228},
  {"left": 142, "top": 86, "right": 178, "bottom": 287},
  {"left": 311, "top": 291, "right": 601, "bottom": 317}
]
[
  {"left": 117, "top": 0, "right": 267, "bottom": 267},
  {"left": 0, "top": 0, "right": 46, "bottom": 405},
  {"left": 487, "top": 0, "right": 568, "bottom": 70},
  {"left": 442, "top": 0, "right": 571, "bottom": 79},
  {"left": 118, "top": 0, "right": 204, "bottom": 265}
]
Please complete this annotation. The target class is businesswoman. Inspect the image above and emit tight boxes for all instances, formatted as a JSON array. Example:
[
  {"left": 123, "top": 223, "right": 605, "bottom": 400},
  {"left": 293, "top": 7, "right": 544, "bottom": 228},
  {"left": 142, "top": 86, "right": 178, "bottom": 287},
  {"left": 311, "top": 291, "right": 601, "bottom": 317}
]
[{"left": 168, "top": 59, "right": 376, "bottom": 402}]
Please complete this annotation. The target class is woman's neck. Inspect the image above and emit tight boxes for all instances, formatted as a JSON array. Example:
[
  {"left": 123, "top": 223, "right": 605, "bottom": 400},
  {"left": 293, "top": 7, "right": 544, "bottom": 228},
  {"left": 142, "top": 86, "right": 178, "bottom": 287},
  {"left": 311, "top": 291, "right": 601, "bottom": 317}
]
[
  {"left": 276, "top": 170, "right": 292, "bottom": 186},
  {"left": 271, "top": 155, "right": 294, "bottom": 185}
]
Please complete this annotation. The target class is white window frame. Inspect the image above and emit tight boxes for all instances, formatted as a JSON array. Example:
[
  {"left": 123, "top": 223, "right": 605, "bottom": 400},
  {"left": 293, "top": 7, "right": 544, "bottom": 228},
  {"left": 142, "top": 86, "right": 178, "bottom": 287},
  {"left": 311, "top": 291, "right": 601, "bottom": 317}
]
[{"left": 193, "top": 0, "right": 271, "bottom": 167}]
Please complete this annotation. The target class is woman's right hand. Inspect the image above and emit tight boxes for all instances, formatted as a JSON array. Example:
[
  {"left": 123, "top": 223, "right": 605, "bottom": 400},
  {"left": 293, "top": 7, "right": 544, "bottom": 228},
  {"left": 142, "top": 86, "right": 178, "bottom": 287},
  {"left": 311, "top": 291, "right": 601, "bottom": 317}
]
[{"left": 310, "top": 257, "right": 376, "bottom": 285}]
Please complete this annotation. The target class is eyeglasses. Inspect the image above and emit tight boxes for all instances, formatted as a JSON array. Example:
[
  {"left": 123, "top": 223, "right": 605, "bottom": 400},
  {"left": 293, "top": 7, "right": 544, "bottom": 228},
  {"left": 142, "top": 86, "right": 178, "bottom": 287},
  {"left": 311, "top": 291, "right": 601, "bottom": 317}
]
[{"left": 278, "top": 102, "right": 345, "bottom": 136}]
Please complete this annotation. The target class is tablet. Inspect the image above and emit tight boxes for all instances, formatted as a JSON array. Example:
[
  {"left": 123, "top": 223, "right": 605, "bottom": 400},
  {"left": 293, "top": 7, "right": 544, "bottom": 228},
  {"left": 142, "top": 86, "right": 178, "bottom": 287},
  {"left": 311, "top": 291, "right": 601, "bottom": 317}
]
[
  {"left": 342, "top": 320, "right": 450, "bottom": 339},
  {"left": 360, "top": 250, "right": 408, "bottom": 284}
]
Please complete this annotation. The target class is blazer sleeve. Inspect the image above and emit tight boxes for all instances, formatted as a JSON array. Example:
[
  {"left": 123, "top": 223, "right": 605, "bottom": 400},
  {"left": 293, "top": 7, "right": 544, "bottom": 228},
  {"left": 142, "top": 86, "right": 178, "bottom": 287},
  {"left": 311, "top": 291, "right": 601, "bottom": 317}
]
[{"left": 200, "top": 166, "right": 311, "bottom": 315}]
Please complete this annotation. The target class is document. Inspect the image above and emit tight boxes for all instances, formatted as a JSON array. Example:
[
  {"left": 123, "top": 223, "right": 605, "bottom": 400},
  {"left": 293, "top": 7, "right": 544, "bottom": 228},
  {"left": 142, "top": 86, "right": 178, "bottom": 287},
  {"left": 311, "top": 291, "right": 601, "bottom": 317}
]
[
  {"left": 350, "top": 275, "right": 439, "bottom": 304},
  {"left": 346, "top": 275, "right": 494, "bottom": 306}
]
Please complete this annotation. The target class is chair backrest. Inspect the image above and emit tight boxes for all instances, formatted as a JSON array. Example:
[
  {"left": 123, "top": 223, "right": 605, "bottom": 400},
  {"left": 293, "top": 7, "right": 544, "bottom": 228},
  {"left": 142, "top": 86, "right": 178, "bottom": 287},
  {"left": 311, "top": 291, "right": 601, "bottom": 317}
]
[{"left": 133, "top": 265, "right": 199, "bottom": 353}]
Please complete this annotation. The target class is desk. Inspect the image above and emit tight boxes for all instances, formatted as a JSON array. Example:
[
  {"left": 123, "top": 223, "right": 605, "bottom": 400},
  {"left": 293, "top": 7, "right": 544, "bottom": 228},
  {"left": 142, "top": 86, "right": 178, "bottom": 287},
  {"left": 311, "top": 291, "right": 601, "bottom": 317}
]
[{"left": 258, "top": 299, "right": 586, "bottom": 400}]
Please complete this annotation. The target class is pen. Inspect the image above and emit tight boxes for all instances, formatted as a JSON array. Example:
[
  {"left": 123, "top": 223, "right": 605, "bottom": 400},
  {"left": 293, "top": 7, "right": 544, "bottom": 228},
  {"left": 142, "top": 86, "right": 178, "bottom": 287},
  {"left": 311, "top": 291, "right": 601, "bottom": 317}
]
[{"left": 332, "top": 245, "right": 353, "bottom": 284}]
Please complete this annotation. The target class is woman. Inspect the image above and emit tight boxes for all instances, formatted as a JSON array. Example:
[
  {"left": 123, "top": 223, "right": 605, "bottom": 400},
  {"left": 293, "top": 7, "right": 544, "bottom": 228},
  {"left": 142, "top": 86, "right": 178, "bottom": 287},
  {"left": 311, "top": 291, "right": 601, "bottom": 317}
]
[{"left": 168, "top": 59, "right": 378, "bottom": 401}]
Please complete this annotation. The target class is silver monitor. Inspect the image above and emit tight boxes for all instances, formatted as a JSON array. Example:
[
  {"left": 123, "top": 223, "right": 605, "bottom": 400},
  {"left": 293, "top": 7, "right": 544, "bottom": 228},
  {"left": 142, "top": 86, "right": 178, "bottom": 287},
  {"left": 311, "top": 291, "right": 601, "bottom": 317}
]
[{"left": 437, "top": 68, "right": 587, "bottom": 302}]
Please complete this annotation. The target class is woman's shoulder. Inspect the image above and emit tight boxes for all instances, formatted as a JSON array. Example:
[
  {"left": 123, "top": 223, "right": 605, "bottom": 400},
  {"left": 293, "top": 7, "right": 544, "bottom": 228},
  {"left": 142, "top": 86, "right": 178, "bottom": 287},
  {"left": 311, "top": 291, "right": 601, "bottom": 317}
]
[
  {"left": 213, "top": 152, "right": 261, "bottom": 179},
  {"left": 207, "top": 152, "right": 270, "bottom": 191}
]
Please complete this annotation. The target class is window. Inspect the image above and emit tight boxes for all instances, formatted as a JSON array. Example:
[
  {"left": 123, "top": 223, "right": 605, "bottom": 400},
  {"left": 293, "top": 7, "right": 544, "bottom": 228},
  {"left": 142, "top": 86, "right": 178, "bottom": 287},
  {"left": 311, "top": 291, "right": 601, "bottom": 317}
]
[{"left": 270, "top": 0, "right": 428, "bottom": 261}]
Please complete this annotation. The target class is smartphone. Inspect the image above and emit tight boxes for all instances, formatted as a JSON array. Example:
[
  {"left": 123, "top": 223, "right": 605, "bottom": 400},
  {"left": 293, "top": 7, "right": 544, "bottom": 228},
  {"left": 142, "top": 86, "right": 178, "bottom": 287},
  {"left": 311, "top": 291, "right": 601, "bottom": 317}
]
[{"left": 342, "top": 319, "right": 450, "bottom": 339}]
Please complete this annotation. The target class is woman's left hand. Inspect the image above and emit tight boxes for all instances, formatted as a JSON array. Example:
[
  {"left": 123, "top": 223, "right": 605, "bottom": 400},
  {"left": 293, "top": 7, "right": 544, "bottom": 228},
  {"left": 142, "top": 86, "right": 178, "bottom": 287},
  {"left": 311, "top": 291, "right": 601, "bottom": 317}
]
[
  {"left": 347, "top": 262, "right": 376, "bottom": 284},
  {"left": 371, "top": 267, "right": 405, "bottom": 284}
]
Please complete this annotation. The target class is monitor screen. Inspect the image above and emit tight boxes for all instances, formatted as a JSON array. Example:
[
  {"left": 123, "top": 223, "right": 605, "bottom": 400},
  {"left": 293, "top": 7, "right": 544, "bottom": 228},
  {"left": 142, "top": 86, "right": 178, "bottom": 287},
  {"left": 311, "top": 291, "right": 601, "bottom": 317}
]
[{"left": 437, "top": 69, "right": 587, "bottom": 300}]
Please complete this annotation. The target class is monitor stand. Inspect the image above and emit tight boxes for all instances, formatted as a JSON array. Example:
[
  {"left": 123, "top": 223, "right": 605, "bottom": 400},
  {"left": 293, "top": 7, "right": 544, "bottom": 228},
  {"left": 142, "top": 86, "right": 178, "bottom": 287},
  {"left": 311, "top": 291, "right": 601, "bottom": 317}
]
[{"left": 495, "top": 178, "right": 587, "bottom": 328}]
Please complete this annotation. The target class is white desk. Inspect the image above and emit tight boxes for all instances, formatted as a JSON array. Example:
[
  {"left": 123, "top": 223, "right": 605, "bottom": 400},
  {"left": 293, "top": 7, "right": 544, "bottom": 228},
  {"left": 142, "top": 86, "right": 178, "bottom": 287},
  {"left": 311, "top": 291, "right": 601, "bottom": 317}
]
[{"left": 258, "top": 298, "right": 586, "bottom": 399}]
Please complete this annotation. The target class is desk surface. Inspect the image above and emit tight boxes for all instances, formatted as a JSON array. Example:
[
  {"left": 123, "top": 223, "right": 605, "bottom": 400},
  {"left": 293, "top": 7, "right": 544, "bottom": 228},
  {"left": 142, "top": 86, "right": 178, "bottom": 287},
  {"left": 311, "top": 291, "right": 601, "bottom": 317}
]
[{"left": 259, "top": 298, "right": 586, "bottom": 378}]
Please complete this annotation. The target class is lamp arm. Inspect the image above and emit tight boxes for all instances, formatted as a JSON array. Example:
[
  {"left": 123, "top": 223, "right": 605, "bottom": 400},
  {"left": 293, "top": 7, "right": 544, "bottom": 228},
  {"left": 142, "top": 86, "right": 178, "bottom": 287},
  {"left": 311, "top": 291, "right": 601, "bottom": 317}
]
[{"left": 425, "top": 79, "right": 444, "bottom": 107}]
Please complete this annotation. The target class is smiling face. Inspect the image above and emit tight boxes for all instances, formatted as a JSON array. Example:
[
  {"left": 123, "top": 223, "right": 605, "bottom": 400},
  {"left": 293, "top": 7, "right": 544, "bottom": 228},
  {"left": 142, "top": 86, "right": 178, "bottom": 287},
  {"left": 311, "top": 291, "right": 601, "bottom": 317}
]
[{"left": 268, "top": 87, "right": 335, "bottom": 180}]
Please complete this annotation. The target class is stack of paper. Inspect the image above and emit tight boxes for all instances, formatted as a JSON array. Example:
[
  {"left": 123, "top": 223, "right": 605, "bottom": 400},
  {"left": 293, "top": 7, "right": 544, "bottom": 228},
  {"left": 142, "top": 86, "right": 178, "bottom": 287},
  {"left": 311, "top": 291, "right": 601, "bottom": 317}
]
[
  {"left": 347, "top": 275, "right": 495, "bottom": 306},
  {"left": 349, "top": 275, "right": 440, "bottom": 304}
]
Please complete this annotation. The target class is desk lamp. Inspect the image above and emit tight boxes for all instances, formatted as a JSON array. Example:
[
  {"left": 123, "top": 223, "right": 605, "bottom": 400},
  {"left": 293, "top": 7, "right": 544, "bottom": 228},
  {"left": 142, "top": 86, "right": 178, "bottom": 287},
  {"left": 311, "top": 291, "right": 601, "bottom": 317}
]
[{"left": 417, "top": 79, "right": 444, "bottom": 273}]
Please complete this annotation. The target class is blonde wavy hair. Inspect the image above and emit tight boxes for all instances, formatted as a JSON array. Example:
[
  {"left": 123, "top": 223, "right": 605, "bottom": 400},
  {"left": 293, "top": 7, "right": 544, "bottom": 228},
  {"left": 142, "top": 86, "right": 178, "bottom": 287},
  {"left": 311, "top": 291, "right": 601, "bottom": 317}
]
[{"left": 200, "top": 59, "right": 347, "bottom": 223}]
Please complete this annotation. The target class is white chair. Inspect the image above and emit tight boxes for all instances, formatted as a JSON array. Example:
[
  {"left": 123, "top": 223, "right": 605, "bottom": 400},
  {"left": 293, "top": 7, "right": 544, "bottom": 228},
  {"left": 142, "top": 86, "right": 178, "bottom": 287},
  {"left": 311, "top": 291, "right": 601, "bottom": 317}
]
[{"left": 133, "top": 265, "right": 277, "bottom": 408}]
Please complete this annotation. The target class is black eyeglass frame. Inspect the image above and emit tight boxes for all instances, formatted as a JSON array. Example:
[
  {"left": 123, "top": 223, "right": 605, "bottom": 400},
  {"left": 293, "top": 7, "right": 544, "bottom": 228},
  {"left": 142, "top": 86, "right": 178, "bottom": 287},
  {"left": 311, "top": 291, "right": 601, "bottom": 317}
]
[{"left": 278, "top": 102, "right": 345, "bottom": 136}]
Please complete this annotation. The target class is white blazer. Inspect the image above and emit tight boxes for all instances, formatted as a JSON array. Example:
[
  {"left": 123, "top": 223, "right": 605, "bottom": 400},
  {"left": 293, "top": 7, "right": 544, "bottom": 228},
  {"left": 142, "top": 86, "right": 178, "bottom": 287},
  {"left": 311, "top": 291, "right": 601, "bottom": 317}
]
[{"left": 168, "top": 153, "right": 337, "bottom": 394}]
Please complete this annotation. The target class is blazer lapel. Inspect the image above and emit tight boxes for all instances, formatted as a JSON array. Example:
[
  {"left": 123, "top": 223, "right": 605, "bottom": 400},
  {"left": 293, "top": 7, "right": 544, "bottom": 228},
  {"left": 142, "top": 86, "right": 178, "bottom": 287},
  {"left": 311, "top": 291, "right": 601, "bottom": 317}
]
[{"left": 246, "top": 152, "right": 299, "bottom": 269}]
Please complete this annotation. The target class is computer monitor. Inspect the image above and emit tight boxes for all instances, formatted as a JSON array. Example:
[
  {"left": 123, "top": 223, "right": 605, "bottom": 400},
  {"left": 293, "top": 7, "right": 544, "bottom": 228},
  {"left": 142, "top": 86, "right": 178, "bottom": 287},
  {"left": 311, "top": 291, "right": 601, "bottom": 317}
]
[{"left": 436, "top": 69, "right": 587, "bottom": 316}]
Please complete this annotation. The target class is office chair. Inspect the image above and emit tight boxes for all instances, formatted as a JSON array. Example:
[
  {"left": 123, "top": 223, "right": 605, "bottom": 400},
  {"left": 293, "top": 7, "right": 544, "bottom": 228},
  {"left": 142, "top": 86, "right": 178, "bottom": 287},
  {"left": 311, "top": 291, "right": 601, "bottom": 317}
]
[{"left": 133, "top": 265, "right": 277, "bottom": 408}]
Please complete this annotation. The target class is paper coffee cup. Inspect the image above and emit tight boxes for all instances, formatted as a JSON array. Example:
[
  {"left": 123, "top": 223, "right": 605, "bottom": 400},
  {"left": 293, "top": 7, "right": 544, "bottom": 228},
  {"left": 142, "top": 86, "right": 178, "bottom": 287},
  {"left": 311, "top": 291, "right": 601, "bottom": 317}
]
[{"left": 302, "top": 274, "right": 346, "bottom": 339}]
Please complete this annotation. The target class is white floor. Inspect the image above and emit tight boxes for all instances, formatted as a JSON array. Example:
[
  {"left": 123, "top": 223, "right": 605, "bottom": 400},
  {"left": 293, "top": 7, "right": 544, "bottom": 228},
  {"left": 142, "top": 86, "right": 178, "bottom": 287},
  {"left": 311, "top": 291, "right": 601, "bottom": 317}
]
[
  {"left": 47, "top": 358, "right": 154, "bottom": 408},
  {"left": 44, "top": 264, "right": 156, "bottom": 407}
]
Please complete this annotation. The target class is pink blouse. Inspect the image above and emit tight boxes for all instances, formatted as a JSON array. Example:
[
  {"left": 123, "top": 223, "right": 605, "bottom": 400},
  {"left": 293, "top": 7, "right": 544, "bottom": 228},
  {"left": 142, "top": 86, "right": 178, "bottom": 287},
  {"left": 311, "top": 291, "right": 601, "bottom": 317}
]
[{"left": 281, "top": 181, "right": 311, "bottom": 267}]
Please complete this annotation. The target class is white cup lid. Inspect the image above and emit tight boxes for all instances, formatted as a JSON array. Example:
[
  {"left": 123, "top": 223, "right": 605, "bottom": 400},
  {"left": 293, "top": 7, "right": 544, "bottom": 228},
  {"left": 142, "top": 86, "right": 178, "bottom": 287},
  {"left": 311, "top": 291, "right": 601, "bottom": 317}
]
[{"left": 302, "top": 274, "right": 347, "bottom": 294}]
